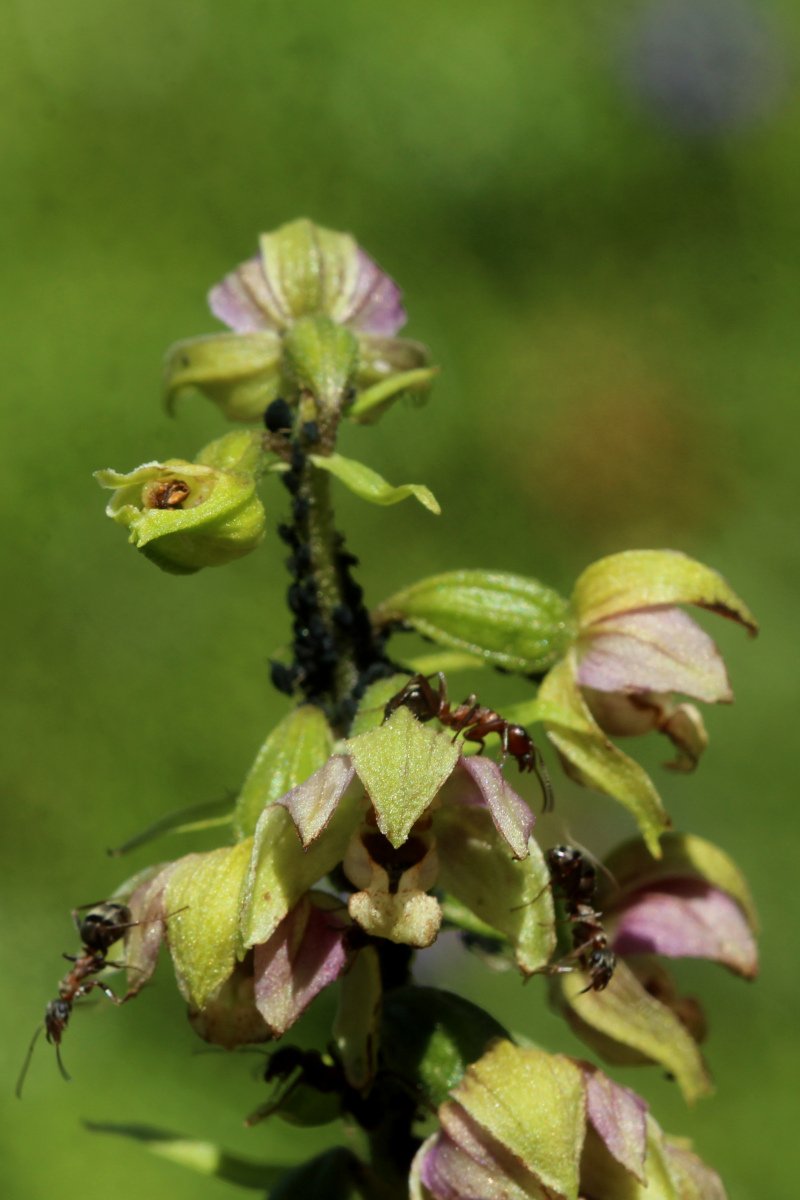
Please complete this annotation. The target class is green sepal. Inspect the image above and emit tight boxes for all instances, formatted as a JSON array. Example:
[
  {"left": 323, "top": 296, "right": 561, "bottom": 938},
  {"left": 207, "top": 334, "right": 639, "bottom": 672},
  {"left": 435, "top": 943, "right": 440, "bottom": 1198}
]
[
  {"left": 553, "top": 960, "right": 713, "bottom": 1104},
  {"left": 380, "top": 986, "right": 509, "bottom": 1108},
  {"left": 538, "top": 656, "right": 670, "bottom": 857},
  {"left": 234, "top": 705, "right": 336, "bottom": 839},
  {"left": 163, "top": 840, "right": 254, "bottom": 1010},
  {"left": 84, "top": 1122, "right": 282, "bottom": 1189},
  {"left": 195, "top": 429, "right": 265, "bottom": 473},
  {"left": 163, "top": 331, "right": 282, "bottom": 423},
  {"left": 581, "top": 1115, "right": 679, "bottom": 1200},
  {"left": 601, "top": 832, "right": 758, "bottom": 931},
  {"left": 259, "top": 219, "right": 361, "bottom": 326},
  {"left": 450, "top": 1040, "right": 585, "bottom": 1200},
  {"left": 346, "top": 707, "right": 459, "bottom": 848},
  {"left": 347, "top": 365, "right": 438, "bottom": 423},
  {"left": 573, "top": 549, "right": 758, "bottom": 635},
  {"left": 348, "top": 674, "right": 412, "bottom": 737},
  {"left": 282, "top": 316, "right": 359, "bottom": 410},
  {"left": 373, "top": 570, "right": 574, "bottom": 673},
  {"left": 309, "top": 452, "right": 440, "bottom": 514},
  {"left": 239, "top": 791, "right": 364, "bottom": 951},
  {"left": 434, "top": 804, "right": 556, "bottom": 974}
]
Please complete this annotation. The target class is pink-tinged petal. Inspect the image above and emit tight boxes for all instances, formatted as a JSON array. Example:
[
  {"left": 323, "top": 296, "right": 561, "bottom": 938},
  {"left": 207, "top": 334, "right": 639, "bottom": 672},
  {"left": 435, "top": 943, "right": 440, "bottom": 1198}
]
[
  {"left": 455, "top": 757, "right": 534, "bottom": 860},
  {"left": 275, "top": 755, "right": 355, "bottom": 847},
  {"left": 253, "top": 894, "right": 350, "bottom": 1036},
  {"left": 342, "top": 248, "right": 406, "bottom": 335},
  {"left": 124, "top": 862, "right": 179, "bottom": 996},
  {"left": 577, "top": 608, "right": 732, "bottom": 702},
  {"left": 581, "top": 1064, "right": 647, "bottom": 1183},
  {"left": 612, "top": 881, "right": 759, "bottom": 978},
  {"left": 421, "top": 1106, "right": 545, "bottom": 1200},
  {"left": 209, "top": 256, "right": 285, "bottom": 333}
]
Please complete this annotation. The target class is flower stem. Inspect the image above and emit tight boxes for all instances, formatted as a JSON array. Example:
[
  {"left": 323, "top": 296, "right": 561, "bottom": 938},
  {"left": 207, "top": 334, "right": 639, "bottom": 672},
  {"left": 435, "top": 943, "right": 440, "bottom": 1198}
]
[{"left": 269, "top": 394, "right": 397, "bottom": 733}]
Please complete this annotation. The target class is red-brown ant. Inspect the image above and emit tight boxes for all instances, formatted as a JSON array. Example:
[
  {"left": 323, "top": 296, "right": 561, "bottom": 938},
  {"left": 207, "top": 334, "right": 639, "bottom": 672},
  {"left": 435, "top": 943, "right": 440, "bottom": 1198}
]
[
  {"left": 545, "top": 845, "right": 616, "bottom": 992},
  {"left": 16, "top": 901, "right": 136, "bottom": 1097},
  {"left": 384, "top": 672, "right": 554, "bottom": 811}
]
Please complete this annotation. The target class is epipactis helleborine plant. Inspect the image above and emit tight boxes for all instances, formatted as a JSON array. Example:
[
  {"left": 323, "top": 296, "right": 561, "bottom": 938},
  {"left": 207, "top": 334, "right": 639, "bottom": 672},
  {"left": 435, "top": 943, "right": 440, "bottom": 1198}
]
[{"left": 32, "top": 219, "right": 758, "bottom": 1199}]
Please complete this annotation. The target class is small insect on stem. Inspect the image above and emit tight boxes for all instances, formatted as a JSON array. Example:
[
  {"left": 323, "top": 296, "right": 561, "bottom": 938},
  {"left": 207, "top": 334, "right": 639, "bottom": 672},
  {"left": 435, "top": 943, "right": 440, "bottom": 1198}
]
[
  {"left": 16, "top": 902, "right": 137, "bottom": 1098},
  {"left": 384, "top": 672, "right": 554, "bottom": 811},
  {"left": 545, "top": 845, "right": 616, "bottom": 993}
]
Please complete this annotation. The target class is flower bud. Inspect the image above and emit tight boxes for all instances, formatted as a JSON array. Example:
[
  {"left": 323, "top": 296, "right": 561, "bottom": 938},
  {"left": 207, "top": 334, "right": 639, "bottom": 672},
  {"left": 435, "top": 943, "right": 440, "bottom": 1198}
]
[
  {"left": 373, "top": 570, "right": 574, "bottom": 673},
  {"left": 96, "top": 431, "right": 265, "bottom": 574}
]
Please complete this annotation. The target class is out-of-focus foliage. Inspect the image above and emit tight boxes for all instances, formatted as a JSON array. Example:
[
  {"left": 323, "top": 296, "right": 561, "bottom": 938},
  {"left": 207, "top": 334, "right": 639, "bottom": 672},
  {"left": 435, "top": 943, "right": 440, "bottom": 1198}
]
[{"left": 2, "top": 2, "right": 797, "bottom": 1198}]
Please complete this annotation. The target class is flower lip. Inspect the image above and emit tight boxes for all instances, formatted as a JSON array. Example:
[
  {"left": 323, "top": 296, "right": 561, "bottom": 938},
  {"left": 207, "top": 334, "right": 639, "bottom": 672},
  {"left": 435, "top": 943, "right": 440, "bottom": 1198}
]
[{"left": 576, "top": 606, "right": 733, "bottom": 704}]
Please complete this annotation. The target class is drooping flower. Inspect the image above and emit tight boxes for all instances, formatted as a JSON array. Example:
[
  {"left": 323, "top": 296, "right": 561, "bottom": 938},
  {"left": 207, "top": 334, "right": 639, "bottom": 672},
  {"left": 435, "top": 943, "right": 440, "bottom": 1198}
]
[
  {"left": 410, "top": 1039, "right": 728, "bottom": 1199},
  {"left": 538, "top": 550, "right": 757, "bottom": 853},
  {"left": 95, "top": 430, "right": 265, "bottom": 574},
  {"left": 370, "top": 552, "right": 755, "bottom": 856},
  {"left": 119, "top": 689, "right": 556, "bottom": 1048},
  {"left": 164, "top": 218, "right": 435, "bottom": 424},
  {"left": 548, "top": 832, "right": 758, "bottom": 1103}
]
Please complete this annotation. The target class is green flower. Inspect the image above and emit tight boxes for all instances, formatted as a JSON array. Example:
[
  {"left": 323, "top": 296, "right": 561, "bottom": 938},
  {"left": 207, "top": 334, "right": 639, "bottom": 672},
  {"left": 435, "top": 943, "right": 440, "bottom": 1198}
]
[
  {"left": 164, "top": 218, "right": 435, "bottom": 424},
  {"left": 538, "top": 550, "right": 757, "bottom": 854},
  {"left": 96, "top": 430, "right": 265, "bottom": 574},
  {"left": 411, "top": 1039, "right": 728, "bottom": 1199}
]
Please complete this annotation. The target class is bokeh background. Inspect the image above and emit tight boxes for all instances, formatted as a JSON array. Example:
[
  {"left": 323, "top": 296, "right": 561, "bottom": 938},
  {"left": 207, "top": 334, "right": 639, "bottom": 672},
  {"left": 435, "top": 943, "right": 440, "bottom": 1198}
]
[{"left": 2, "top": 1, "right": 798, "bottom": 1196}]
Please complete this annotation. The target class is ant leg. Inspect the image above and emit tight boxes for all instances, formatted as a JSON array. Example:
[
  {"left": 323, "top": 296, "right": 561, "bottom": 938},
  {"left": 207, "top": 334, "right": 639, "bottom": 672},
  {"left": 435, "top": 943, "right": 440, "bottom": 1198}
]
[{"left": 80, "top": 980, "right": 124, "bottom": 1005}]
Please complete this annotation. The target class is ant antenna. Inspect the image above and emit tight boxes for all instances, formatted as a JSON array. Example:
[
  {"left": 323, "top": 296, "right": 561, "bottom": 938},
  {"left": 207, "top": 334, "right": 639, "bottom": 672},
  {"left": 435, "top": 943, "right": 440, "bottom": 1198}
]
[
  {"left": 55, "top": 1041, "right": 71, "bottom": 1083},
  {"left": 15, "top": 1025, "right": 43, "bottom": 1099}
]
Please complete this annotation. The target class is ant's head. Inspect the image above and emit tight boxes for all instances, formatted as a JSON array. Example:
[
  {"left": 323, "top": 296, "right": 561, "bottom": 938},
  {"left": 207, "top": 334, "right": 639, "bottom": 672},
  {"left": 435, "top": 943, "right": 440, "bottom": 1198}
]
[
  {"left": 44, "top": 999, "right": 71, "bottom": 1040},
  {"left": 546, "top": 845, "right": 582, "bottom": 873}
]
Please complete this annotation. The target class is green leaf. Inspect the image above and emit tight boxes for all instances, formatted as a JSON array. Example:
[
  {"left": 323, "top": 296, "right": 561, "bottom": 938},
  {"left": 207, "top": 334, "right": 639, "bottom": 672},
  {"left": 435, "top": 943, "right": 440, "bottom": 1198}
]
[
  {"left": 333, "top": 945, "right": 382, "bottom": 1090},
  {"left": 234, "top": 706, "right": 336, "bottom": 839},
  {"left": 346, "top": 707, "right": 458, "bottom": 847},
  {"left": 309, "top": 452, "right": 440, "bottom": 514},
  {"left": 434, "top": 805, "right": 556, "bottom": 975},
  {"left": 269, "top": 1148, "right": 373, "bottom": 1200},
  {"left": 107, "top": 795, "right": 233, "bottom": 857},
  {"left": 373, "top": 570, "right": 574, "bottom": 673},
  {"left": 538, "top": 657, "right": 669, "bottom": 857},
  {"left": 84, "top": 1122, "right": 283, "bottom": 1189},
  {"left": 380, "top": 986, "right": 510, "bottom": 1108},
  {"left": 554, "top": 960, "right": 712, "bottom": 1105}
]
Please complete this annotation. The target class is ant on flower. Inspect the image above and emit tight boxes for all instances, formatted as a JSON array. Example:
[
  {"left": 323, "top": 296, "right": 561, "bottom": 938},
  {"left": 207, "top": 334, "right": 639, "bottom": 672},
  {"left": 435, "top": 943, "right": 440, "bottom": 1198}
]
[
  {"left": 545, "top": 845, "right": 616, "bottom": 993},
  {"left": 384, "top": 672, "right": 553, "bottom": 811},
  {"left": 16, "top": 901, "right": 136, "bottom": 1097}
]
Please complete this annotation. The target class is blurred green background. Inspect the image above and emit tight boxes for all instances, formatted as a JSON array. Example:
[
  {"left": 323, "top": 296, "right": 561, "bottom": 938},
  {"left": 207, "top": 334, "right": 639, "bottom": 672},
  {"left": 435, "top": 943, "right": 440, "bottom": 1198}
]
[{"left": 2, "top": 1, "right": 798, "bottom": 1196}]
